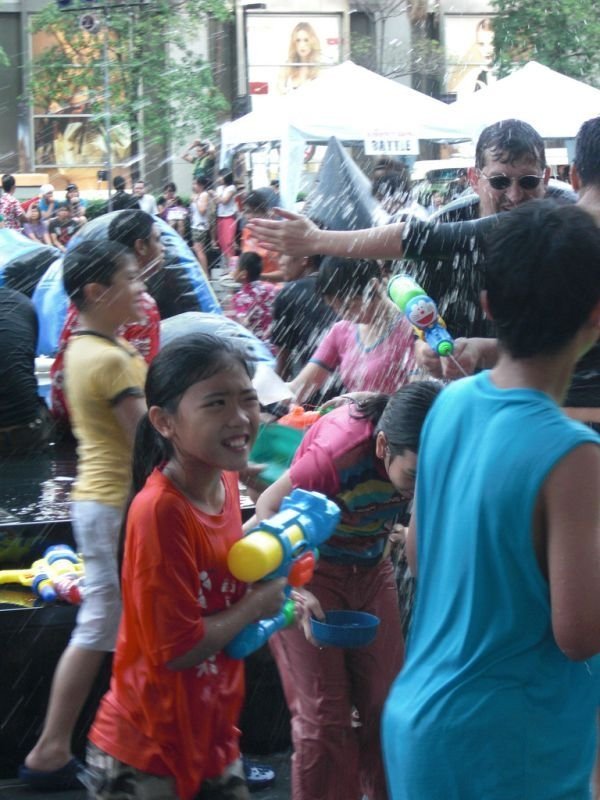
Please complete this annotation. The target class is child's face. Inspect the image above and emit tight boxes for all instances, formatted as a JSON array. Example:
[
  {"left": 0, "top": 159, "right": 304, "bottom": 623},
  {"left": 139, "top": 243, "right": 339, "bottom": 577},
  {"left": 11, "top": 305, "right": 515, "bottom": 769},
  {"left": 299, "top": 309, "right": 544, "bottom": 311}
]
[
  {"left": 376, "top": 433, "right": 418, "bottom": 501},
  {"left": 98, "top": 255, "right": 145, "bottom": 325},
  {"left": 386, "top": 450, "right": 417, "bottom": 500},
  {"left": 166, "top": 363, "right": 260, "bottom": 473}
]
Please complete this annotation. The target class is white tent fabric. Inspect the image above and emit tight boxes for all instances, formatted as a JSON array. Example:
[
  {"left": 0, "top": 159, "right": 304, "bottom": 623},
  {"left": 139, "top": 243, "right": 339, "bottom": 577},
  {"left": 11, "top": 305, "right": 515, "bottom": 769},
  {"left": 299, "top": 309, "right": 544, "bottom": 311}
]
[
  {"left": 449, "top": 61, "right": 600, "bottom": 140},
  {"left": 221, "top": 61, "right": 468, "bottom": 208}
]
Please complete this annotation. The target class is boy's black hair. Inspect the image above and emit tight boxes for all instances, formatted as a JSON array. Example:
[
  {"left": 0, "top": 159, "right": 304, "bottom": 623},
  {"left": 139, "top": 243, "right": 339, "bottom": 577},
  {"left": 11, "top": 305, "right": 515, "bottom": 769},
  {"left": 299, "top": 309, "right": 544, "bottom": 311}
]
[
  {"left": 244, "top": 189, "right": 270, "bottom": 213},
  {"left": 163, "top": 182, "right": 177, "bottom": 193},
  {"left": 317, "top": 257, "right": 381, "bottom": 300},
  {"left": 352, "top": 381, "right": 441, "bottom": 455},
  {"left": 574, "top": 116, "right": 600, "bottom": 187},
  {"left": 113, "top": 175, "right": 126, "bottom": 192},
  {"left": 108, "top": 210, "right": 155, "bottom": 250},
  {"left": 239, "top": 251, "right": 263, "bottom": 282},
  {"left": 2, "top": 174, "right": 15, "bottom": 193},
  {"left": 484, "top": 200, "right": 600, "bottom": 359},
  {"left": 475, "top": 119, "right": 546, "bottom": 171},
  {"left": 63, "top": 239, "right": 134, "bottom": 311}
]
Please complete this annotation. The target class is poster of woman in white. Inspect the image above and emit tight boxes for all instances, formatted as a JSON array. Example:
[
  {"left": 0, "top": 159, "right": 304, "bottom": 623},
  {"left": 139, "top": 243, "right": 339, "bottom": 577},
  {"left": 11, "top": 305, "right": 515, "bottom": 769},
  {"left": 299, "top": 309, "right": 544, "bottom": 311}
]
[{"left": 246, "top": 13, "right": 341, "bottom": 111}]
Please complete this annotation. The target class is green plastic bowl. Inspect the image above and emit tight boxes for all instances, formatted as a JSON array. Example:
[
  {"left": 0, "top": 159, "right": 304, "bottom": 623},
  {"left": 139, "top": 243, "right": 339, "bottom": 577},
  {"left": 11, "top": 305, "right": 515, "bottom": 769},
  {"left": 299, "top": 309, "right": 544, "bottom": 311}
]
[{"left": 249, "top": 424, "right": 305, "bottom": 485}]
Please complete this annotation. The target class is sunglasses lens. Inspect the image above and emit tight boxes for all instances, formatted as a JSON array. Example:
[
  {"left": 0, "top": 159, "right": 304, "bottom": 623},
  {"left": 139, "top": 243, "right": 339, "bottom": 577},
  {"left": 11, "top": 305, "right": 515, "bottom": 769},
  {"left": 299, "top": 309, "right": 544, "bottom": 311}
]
[
  {"left": 488, "top": 176, "right": 511, "bottom": 191},
  {"left": 519, "top": 176, "right": 542, "bottom": 190}
]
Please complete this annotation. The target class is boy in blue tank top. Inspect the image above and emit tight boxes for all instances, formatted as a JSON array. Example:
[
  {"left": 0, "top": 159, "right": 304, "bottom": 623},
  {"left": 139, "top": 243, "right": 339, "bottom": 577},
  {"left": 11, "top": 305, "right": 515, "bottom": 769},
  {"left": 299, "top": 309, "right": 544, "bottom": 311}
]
[{"left": 382, "top": 200, "right": 600, "bottom": 800}]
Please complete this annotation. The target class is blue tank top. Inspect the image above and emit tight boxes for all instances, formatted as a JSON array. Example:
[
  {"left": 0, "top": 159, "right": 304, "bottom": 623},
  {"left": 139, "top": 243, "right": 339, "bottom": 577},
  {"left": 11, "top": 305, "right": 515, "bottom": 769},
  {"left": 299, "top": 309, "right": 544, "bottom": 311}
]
[{"left": 382, "top": 371, "right": 600, "bottom": 800}]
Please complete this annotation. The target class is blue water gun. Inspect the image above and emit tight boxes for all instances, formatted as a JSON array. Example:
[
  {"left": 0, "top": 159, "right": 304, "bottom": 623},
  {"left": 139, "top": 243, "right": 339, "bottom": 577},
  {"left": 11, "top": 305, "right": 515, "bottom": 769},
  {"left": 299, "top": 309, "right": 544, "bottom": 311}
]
[
  {"left": 225, "top": 489, "right": 340, "bottom": 659},
  {"left": 388, "top": 274, "right": 455, "bottom": 356}
]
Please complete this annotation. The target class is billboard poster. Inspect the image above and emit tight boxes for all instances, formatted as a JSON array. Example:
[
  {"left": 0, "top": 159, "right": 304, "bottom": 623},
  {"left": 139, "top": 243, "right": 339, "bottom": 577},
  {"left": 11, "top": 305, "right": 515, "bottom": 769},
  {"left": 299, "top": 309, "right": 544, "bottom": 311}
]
[
  {"left": 246, "top": 13, "right": 342, "bottom": 111},
  {"left": 31, "top": 26, "right": 131, "bottom": 169},
  {"left": 444, "top": 15, "right": 497, "bottom": 101}
]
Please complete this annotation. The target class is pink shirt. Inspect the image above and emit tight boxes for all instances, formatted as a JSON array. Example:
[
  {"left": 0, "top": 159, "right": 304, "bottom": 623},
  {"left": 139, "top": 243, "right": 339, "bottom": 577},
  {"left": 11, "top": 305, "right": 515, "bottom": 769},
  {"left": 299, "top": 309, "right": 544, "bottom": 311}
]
[
  {"left": 289, "top": 405, "right": 407, "bottom": 560},
  {"left": 310, "top": 317, "right": 415, "bottom": 394}
]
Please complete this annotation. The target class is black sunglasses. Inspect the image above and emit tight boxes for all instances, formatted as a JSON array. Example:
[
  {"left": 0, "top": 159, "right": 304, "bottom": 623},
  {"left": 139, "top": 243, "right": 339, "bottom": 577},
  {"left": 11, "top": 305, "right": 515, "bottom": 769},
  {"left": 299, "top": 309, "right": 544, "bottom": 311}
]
[{"left": 480, "top": 172, "right": 543, "bottom": 191}]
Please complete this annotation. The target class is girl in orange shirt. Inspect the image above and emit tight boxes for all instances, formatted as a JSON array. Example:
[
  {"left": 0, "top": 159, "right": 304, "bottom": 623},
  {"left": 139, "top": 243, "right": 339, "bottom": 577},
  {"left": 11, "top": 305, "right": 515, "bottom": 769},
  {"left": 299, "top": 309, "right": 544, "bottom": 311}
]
[{"left": 86, "top": 333, "right": 286, "bottom": 800}]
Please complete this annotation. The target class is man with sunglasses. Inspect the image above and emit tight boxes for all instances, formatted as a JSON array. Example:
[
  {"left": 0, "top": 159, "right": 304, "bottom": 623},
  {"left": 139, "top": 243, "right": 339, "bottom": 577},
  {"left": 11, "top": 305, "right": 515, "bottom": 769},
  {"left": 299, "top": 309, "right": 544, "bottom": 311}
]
[{"left": 248, "top": 120, "right": 574, "bottom": 376}]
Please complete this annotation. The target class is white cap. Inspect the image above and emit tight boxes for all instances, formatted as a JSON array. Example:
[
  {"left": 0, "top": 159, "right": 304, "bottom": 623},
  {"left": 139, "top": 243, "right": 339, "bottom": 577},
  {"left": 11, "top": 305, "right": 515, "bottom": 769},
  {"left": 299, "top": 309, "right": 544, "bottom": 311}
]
[{"left": 40, "top": 183, "right": 54, "bottom": 195}]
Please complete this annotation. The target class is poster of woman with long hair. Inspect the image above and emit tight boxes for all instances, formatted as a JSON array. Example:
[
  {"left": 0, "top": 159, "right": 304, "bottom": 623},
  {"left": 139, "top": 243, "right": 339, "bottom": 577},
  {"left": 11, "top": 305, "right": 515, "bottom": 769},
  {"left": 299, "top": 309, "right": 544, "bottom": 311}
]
[
  {"left": 445, "top": 16, "right": 497, "bottom": 101},
  {"left": 245, "top": 14, "right": 341, "bottom": 111}
]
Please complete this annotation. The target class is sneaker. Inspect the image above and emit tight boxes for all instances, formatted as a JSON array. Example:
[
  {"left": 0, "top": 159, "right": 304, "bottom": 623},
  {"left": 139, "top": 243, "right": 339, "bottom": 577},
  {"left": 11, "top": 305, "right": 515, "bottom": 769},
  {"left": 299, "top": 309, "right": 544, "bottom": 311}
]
[{"left": 243, "top": 758, "right": 276, "bottom": 792}]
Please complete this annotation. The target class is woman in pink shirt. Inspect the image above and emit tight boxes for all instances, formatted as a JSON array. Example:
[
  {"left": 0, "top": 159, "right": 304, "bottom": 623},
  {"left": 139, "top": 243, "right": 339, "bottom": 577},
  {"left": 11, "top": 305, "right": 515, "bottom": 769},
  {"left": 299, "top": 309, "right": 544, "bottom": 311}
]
[{"left": 288, "top": 257, "right": 416, "bottom": 403}]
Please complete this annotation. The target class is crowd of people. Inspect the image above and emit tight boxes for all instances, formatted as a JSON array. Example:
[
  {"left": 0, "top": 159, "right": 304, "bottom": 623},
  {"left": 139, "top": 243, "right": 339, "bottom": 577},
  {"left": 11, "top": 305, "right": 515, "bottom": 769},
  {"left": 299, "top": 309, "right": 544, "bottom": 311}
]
[{"left": 2, "top": 114, "right": 600, "bottom": 800}]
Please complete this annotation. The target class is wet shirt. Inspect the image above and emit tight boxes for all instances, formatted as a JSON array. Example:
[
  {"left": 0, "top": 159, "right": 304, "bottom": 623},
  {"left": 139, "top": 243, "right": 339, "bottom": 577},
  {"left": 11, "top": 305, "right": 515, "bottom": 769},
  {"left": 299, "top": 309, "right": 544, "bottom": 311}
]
[
  {"left": 290, "top": 405, "right": 409, "bottom": 563},
  {"left": 65, "top": 333, "right": 146, "bottom": 508},
  {"left": 310, "top": 316, "right": 415, "bottom": 394},
  {"left": 400, "top": 214, "right": 496, "bottom": 340},
  {"left": 383, "top": 372, "right": 600, "bottom": 799},
  {"left": 50, "top": 296, "right": 159, "bottom": 426},
  {"left": 89, "top": 469, "right": 246, "bottom": 800},
  {"left": 0, "top": 287, "right": 41, "bottom": 427}
]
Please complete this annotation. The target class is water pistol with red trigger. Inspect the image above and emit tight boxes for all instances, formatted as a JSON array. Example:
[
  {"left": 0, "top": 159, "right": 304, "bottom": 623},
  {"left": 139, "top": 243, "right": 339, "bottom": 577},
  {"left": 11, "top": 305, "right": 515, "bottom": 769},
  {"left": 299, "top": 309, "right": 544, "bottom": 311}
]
[
  {"left": 225, "top": 488, "right": 341, "bottom": 659},
  {"left": 0, "top": 544, "right": 84, "bottom": 604}
]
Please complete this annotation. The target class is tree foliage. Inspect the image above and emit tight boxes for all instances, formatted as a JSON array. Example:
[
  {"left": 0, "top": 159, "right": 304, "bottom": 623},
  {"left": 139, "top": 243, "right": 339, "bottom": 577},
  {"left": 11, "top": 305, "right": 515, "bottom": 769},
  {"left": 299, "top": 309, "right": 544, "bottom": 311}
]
[
  {"left": 28, "top": 0, "right": 230, "bottom": 159},
  {"left": 490, "top": 0, "right": 600, "bottom": 85}
]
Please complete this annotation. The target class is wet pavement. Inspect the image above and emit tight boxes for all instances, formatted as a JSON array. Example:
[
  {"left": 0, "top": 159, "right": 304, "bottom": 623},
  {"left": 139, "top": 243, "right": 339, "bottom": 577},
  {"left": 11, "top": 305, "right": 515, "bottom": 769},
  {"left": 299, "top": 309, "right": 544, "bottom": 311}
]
[{"left": 0, "top": 446, "right": 292, "bottom": 799}]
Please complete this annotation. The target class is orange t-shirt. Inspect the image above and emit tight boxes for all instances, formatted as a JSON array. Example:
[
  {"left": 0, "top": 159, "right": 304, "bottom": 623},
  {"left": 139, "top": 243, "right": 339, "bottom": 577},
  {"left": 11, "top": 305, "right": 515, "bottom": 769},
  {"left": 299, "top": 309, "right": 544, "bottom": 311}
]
[
  {"left": 241, "top": 225, "right": 281, "bottom": 275},
  {"left": 89, "top": 468, "right": 247, "bottom": 800}
]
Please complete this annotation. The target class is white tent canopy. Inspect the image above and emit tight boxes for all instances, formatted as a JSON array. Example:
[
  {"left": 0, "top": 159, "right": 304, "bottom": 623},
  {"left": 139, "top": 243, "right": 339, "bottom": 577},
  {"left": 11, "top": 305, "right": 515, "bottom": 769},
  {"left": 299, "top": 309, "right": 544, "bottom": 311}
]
[
  {"left": 222, "top": 61, "right": 467, "bottom": 148},
  {"left": 221, "top": 61, "right": 468, "bottom": 208},
  {"left": 449, "top": 61, "right": 600, "bottom": 140}
]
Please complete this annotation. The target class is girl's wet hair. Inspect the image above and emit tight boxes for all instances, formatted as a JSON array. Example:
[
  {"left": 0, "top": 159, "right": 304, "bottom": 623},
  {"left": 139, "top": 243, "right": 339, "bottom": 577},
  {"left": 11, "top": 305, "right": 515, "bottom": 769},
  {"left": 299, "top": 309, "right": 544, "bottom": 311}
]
[
  {"left": 62, "top": 239, "right": 133, "bottom": 310},
  {"left": 352, "top": 381, "right": 442, "bottom": 455},
  {"left": 316, "top": 257, "right": 381, "bottom": 300},
  {"left": 131, "top": 333, "right": 253, "bottom": 494}
]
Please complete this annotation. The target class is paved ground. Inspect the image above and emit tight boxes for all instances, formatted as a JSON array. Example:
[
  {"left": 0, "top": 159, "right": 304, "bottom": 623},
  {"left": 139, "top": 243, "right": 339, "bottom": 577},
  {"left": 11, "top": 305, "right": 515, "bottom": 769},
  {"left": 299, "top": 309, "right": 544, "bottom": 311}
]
[{"left": 0, "top": 751, "right": 292, "bottom": 799}]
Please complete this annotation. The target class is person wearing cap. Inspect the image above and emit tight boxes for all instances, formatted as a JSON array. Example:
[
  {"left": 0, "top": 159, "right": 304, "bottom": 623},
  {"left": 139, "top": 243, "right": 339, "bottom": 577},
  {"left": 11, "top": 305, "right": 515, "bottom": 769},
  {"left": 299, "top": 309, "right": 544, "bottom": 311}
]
[{"left": 38, "top": 184, "right": 56, "bottom": 221}]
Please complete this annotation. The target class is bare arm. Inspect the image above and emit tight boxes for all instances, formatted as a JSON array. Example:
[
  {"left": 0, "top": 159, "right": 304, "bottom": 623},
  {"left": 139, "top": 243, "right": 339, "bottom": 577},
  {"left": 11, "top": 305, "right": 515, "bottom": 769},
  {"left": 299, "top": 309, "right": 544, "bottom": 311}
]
[
  {"left": 288, "top": 362, "right": 332, "bottom": 405},
  {"left": 247, "top": 208, "right": 405, "bottom": 260},
  {"left": 166, "top": 577, "right": 288, "bottom": 669},
  {"left": 112, "top": 395, "right": 147, "bottom": 448},
  {"left": 196, "top": 191, "right": 209, "bottom": 215},
  {"left": 40, "top": 203, "right": 54, "bottom": 221},
  {"left": 255, "top": 472, "right": 294, "bottom": 521},
  {"left": 49, "top": 231, "right": 65, "bottom": 252},
  {"left": 181, "top": 140, "right": 200, "bottom": 163},
  {"left": 23, "top": 229, "right": 40, "bottom": 243},
  {"left": 544, "top": 442, "right": 600, "bottom": 661}
]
